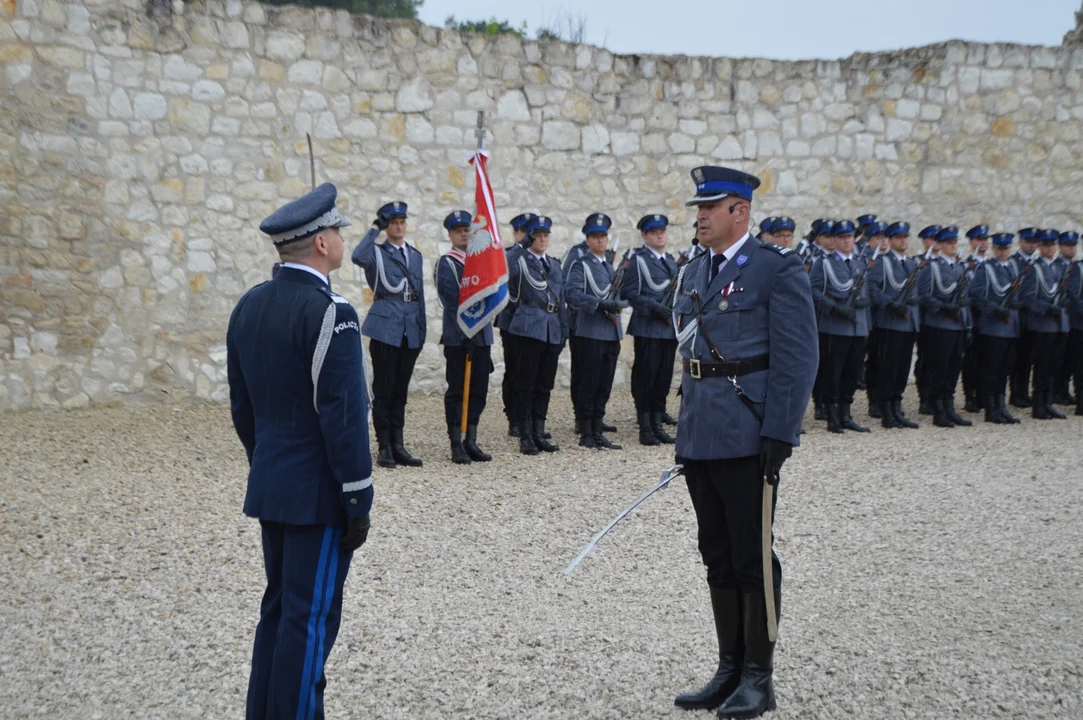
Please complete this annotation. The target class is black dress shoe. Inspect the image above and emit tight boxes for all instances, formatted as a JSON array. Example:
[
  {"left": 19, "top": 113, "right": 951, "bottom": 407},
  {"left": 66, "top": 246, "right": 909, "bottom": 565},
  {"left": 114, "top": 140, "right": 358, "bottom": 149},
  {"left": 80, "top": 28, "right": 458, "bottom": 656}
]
[
  {"left": 376, "top": 429, "right": 396, "bottom": 469},
  {"left": 463, "top": 424, "right": 491, "bottom": 462},
  {"left": 390, "top": 428, "right": 423, "bottom": 467},
  {"left": 638, "top": 413, "right": 660, "bottom": 446},
  {"left": 650, "top": 412, "right": 675, "bottom": 444},
  {"left": 662, "top": 411, "right": 678, "bottom": 426}
]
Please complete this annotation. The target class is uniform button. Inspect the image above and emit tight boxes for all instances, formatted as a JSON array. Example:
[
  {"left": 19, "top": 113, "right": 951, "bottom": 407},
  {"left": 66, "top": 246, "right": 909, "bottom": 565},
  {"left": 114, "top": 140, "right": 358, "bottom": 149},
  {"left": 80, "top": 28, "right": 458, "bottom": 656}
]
[{"left": 350, "top": 499, "right": 358, "bottom": 505}]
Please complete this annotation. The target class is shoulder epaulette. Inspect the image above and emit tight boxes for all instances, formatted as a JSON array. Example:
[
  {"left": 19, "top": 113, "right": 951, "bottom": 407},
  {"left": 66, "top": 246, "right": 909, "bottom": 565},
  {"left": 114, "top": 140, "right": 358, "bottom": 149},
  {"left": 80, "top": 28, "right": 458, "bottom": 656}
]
[{"left": 762, "top": 243, "right": 794, "bottom": 256}]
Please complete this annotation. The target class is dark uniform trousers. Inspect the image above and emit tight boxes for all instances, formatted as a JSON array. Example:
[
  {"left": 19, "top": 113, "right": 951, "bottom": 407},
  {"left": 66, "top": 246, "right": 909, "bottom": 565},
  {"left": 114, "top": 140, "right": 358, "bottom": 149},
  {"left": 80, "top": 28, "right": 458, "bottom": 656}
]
[
  {"left": 1068, "top": 330, "right": 1083, "bottom": 399},
  {"left": 925, "top": 327, "right": 965, "bottom": 399},
  {"left": 247, "top": 522, "right": 352, "bottom": 720},
  {"left": 978, "top": 335, "right": 1016, "bottom": 398},
  {"left": 961, "top": 330, "right": 981, "bottom": 403},
  {"left": 875, "top": 330, "right": 916, "bottom": 402},
  {"left": 819, "top": 333, "right": 867, "bottom": 405},
  {"left": 443, "top": 345, "right": 491, "bottom": 428},
  {"left": 369, "top": 338, "right": 421, "bottom": 433},
  {"left": 569, "top": 335, "right": 582, "bottom": 417},
  {"left": 572, "top": 338, "right": 619, "bottom": 424},
  {"left": 501, "top": 329, "right": 519, "bottom": 420},
  {"left": 632, "top": 336, "right": 678, "bottom": 414},
  {"left": 864, "top": 328, "right": 881, "bottom": 400},
  {"left": 684, "top": 457, "right": 781, "bottom": 593},
  {"left": 1031, "top": 331, "right": 1062, "bottom": 395},
  {"left": 1011, "top": 329, "right": 1035, "bottom": 399},
  {"left": 513, "top": 337, "right": 563, "bottom": 424},
  {"left": 915, "top": 326, "right": 932, "bottom": 400}
]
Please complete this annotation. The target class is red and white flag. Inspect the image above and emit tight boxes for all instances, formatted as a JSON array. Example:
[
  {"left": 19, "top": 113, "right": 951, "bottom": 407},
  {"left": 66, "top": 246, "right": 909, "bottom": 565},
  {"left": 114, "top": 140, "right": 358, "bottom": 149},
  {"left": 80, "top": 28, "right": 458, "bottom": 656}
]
[{"left": 457, "top": 151, "right": 509, "bottom": 337}]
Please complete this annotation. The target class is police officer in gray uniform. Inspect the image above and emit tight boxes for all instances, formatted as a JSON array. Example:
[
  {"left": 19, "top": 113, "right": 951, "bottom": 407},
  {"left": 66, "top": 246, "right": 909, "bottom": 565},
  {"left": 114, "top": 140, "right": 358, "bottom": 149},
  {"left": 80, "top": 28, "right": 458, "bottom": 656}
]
[
  {"left": 1022, "top": 228, "right": 1069, "bottom": 419},
  {"left": 228, "top": 183, "right": 372, "bottom": 719},
  {"left": 507, "top": 216, "right": 564, "bottom": 455},
  {"left": 671, "top": 166, "right": 818, "bottom": 719},
  {"left": 499, "top": 213, "right": 537, "bottom": 437},
  {"left": 969, "top": 232, "right": 1023, "bottom": 424},
  {"left": 351, "top": 201, "right": 426, "bottom": 468},
  {"left": 566, "top": 212, "right": 627, "bottom": 449},
  {"left": 435, "top": 210, "right": 494, "bottom": 464},
  {"left": 621, "top": 213, "right": 680, "bottom": 446},
  {"left": 809, "top": 220, "right": 872, "bottom": 434}
]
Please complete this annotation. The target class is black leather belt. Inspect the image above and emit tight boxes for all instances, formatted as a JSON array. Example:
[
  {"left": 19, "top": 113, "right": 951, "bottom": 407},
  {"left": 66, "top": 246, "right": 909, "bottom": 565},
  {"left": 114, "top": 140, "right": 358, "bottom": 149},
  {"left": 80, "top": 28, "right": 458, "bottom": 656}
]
[
  {"left": 375, "top": 291, "right": 417, "bottom": 302},
  {"left": 683, "top": 354, "right": 769, "bottom": 379}
]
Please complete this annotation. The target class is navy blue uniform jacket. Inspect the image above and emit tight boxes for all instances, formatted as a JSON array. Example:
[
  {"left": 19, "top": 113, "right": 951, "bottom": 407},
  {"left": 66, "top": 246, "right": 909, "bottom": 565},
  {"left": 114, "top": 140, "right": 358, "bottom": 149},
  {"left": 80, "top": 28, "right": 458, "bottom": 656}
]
[{"left": 227, "top": 266, "right": 374, "bottom": 527}]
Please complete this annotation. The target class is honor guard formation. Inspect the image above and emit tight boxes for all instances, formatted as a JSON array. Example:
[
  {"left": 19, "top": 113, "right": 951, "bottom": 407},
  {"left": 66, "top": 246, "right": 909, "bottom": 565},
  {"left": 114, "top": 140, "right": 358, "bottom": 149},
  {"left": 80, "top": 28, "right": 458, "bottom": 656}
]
[{"left": 228, "top": 164, "right": 1082, "bottom": 719}]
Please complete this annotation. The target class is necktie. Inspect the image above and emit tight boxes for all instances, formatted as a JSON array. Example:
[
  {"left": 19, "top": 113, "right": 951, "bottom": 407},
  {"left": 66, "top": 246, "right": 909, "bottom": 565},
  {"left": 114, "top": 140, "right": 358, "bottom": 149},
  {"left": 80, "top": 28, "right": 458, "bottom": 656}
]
[
  {"left": 541, "top": 256, "right": 549, "bottom": 273},
  {"left": 400, "top": 246, "right": 408, "bottom": 267},
  {"left": 711, "top": 253, "right": 725, "bottom": 282},
  {"left": 845, "top": 258, "right": 851, "bottom": 270}
]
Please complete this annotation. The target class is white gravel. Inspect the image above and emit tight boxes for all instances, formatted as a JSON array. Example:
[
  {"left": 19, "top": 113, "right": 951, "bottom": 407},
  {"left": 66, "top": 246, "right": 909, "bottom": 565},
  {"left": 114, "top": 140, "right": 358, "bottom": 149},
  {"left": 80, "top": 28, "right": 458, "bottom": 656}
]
[{"left": 1, "top": 391, "right": 1081, "bottom": 719}]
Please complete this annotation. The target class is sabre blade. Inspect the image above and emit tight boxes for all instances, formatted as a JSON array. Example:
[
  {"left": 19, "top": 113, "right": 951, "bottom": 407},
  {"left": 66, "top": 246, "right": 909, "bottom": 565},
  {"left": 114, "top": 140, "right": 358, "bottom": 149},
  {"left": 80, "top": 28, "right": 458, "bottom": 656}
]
[{"left": 562, "top": 465, "right": 683, "bottom": 575}]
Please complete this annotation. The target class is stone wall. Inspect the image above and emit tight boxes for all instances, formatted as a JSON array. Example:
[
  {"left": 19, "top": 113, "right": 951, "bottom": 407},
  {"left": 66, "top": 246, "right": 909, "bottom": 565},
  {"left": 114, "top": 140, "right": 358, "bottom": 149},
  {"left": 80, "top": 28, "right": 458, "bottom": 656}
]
[{"left": 2, "top": 0, "right": 1083, "bottom": 411}]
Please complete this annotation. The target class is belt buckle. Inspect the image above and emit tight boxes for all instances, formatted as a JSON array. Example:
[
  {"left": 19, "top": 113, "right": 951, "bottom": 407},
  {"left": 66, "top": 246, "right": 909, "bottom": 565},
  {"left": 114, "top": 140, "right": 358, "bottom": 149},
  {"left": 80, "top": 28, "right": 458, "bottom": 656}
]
[
  {"left": 404, "top": 289, "right": 414, "bottom": 302},
  {"left": 546, "top": 302, "right": 556, "bottom": 313},
  {"left": 689, "top": 359, "right": 702, "bottom": 379}
]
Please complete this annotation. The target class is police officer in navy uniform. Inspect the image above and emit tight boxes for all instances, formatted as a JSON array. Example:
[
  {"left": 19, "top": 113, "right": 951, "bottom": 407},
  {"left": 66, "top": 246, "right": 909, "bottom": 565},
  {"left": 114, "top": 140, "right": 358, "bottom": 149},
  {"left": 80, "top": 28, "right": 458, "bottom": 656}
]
[
  {"left": 621, "top": 213, "right": 680, "bottom": 446},
  {"left": 499, "top": 213, "right": 537, "bottom": 437},
  {"left": 351, "top": 201, "right": 426, "bottom": 468},
  {"left": 1022, "top": 229, "right": 1069, "bottom": 419},
  {"left": 917, "top": 226, "right": 973, "bottom": 428},
  {"left": 671, "top": 166, "right": 818, "bottom": 719},
  {"left": 768, "top": 216, "right": 796, "bottom": 249},
  {"left": 914, "top": 224, "right": 943, "bottom": 415},
  {"left": 969, "top": 232, "right": 1023, "bottom": 423},
  {"left": 866, "top": 221, "right": 922, "bottom": 428},
  {"left": 855, "top": 213, "right": 877, "bottom": 258},
  {"left": 228, "top": 183, "right": 373, "bottom": 720},
  {"left": 756, "top": 216, "right": 776, "bottom": 243},
  {"left": 1009, "top": 227, "right": 1040, "bottom": 407},
  {"left": 809, "top": 220, "right": 872, "bottom": 434},
  {"left": 435, "top": 210, "right": 494, "bottom": 464},
  {"left": 1063, "top": 234, "right": 1083, "bottom": 416},
  {"left": 1053, "top": 231, "right": 1079, "bottom": 405},
  {"left": 507, "top": 216, "right": 564, "bottom": 455},
  {"left": 860, "top": 221, "right": 889, "bottom": 418},
  {"left": 959, "top": 225, "right": 990, "bottom": 413},
  {"left": 566, "top": 213, "right": 627, "bottom": 449}
]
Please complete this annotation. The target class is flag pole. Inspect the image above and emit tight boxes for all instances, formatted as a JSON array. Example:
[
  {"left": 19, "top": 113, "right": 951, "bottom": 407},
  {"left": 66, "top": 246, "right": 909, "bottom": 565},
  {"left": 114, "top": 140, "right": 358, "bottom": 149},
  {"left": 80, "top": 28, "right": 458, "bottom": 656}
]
[{"left": 460, "top": 111, "right": 485, "bottom": 435}]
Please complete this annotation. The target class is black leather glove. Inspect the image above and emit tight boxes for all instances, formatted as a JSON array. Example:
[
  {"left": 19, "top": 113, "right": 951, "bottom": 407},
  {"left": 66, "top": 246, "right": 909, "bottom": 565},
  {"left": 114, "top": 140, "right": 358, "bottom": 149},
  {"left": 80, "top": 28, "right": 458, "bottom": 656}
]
[
  {"left": 852, "top": 298, "right": 870, "bottom": 309},
  {"left": 833, "top": 306, "right": 857, "bottom": 321},
  {"left": 905, "top": 296, "right": 920, "bottom": 306},
  {"left": 373, "top": 213, "right": 389, "bottom": 231},
  {"left": 1007, "top": 299, "right": 1024, "bottom": 310},
  {"left": 597, "top": 299, "right": 622, "bottom": 314},
  {"left": 647, "top": 299, "right": 671, "bottom": 320},
  {"left": 993, "top": 307, "right": 1011, "bottom": 320},
  {"left": 1048, "top": 306, "right": 1063, "bottom": 317},
  {"left": 340, "top": 513, "right": 370, "bottom": 552},
  {"left": 939, "top": 302, "right": 960, "bottom": 314},
  {"left": 519, "top": 232, "right": 535, "bottom": 250},
  {"left": 759, "top": 438, "right": 792, "bottom": 486},
  {"left": 889, "top": 301, "right": 909, "bottom": 317}
]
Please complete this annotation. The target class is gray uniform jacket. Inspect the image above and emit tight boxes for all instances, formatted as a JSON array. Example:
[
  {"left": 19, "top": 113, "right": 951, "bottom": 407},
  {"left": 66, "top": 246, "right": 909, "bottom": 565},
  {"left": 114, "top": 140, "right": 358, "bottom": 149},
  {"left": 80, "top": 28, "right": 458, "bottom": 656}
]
[
  {"left": 809, "top": 253, "right": 871, "bottom": 337},
  {"left": 351, "top": 228, "right": 426, "bottom": 349},
  {"left": 1023, "top": 259, "right": 1071, "bottom": 334},
  {"left": 672, "top": 238, "right": 818, "bottom": 460},
  {"left": 867, "top": 252, "right": 922, "bottom": 333},
  {"left": 508, "top": 250, "right": 564, "bottom": 345},
  {"left": 496, "top": 244, "right": 523, "bottom": 332},
  {"left": 566, "top": 252, "right": 623, "bottom": 342},
  {"left": 970, "top": 260, "right": 1021, "bottom": 338},
  {"left": 434, "top": 252, "right": 494, "bottom": 347},
  {"left": 917, "top": 257, "right": 968, "bottom": 331},
  {"left": 621, "top": 247, "right": 679, "bottom": 339}
]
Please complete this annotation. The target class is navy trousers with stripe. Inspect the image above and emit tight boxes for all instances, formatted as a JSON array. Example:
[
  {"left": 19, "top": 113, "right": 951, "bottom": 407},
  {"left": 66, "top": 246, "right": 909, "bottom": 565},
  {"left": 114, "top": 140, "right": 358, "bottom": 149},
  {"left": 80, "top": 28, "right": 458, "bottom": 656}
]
[{"left": 247, "top": 522, "right": 353, "bottom": 720}]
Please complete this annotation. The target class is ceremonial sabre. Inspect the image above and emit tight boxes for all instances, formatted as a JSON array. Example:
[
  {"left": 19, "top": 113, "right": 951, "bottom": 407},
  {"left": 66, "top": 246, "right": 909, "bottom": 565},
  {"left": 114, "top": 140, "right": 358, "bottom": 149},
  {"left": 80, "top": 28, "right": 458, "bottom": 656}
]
[
  {"left": 563, "top": 465, "right": 684, "bottom": 575},
  {"left": 761, "top": 475, "right": 778, "bottom": 642},
  {"left": 306, "top": 133, "right": 315, "bottom": 190}
]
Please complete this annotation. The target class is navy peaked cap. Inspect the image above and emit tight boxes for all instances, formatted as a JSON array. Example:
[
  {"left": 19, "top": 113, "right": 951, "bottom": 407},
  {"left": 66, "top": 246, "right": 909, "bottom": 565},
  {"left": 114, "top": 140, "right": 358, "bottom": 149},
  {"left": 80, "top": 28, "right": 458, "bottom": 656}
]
[
  {"left": 377, "top": 201, "right": 408, "bottom": 220},
  {"left": 525, "top": 216, "right": 553, "bottom": 233},
  {"left": 771, "top": 216, "right": 796, "bottom": 233},
  {"left": 259, "top": 182, "right": 351, "bottom": 245},
  {"left": 936, "top": 226, "right": 960, "bottom": 242},
  {"left": 1036, "top": 228, "right": 1059, "bottom": 243},
  {"left": 582, "top": 213, "right": 612, "bottom": 236},
  {"left": 1059, "top": 231, "right": 1079, "bottom": 245},
  {"left": 990, "top": 232, "right": 1014, "bottom": 246},
  {"left": 444, "top": 210, "right": 472, "bottom": 230},
  {"left": 637, "top": 214, "right": 669, "bottom": 232},
  {"left": 832, "top": 220, "right": 856, "bottom": 236},
  {"left": 686, "top": 166, "right": 761, "bottom": 205},
  {"left": 866, "top": 221, "right": 889, "bottom": 236},
  {"left": 918, "top": 225, "right": 942, "bottom": 239},
  {"left": 966, "top": 224, "right": 990, "bottom": 239},
  {"left": 886, "top": 221, "right": 911, "bottom": 237},
  {"left": 510, "top": 213, "right": 538, "bottom": 230},
  {"left": 759, "top": 216, "right": 777, "bottom": 232},
  {"left": 1018, "top": 227, "right": 1038, "bottom": 240}
]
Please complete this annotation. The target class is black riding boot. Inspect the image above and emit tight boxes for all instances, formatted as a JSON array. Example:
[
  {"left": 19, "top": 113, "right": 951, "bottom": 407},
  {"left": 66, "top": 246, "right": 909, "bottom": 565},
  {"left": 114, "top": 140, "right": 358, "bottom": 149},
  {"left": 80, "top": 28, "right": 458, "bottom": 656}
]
[
  {"left": 880, "top": 400, "right": 900, "bottom": 429},
  {"left": 984, "top": 396, "right": 1006, "bottom": 424},
  {"left": 997, "top": 394, "right": 1020, "bottom": 424},
  {"left": 533, "top": 419, "right": 560, "bottom": 452},
  {"left": 1045, "top": 391, "right": 1067, "bottom": 419},
  {"left": 600, "top": 419, "right": 617, "bottom": 432},
  {"left": 448, "top": 426, "right": 472, "bottom": 464},
  {"left": 519, "top": 417, "right": 539, "bottom": 455},
  {"left": 674, "top": 588, "right": 743, "bottom": 710},
  {"left": 592, "top": 418, "right": 622, "bottom": 450},
  {"left": 390, "top": 428, "right": 423, "bottom": 467},
  {"left": 868, "top": 390, "right": 881, "bottom": 418},
  {"left": 581, "top": 416, "right": 599, "bottom": 449},
  {"left": 826, "top": 404, "right": 843, "bottom": 434},
  {"left": 945, "top": 396, "right": 972, "bottom": 426},
  {"left": 813, "top": 398, "right": 826, "bottom": 421},
  {"left": 840, "top": 403, "right": 870, "bottom": 432},
  {"left": 918, "top": 392, "right": 934, "bottom": 415},
  {"left": 715, "top": 591, "right": 779, "bottom": 719},
  {"left": 892, "top": 399, "right": 919, "bottom": 428},
  {"left": 1032, "top": 392, "right": 1053, "bottom": 419},
  {"left": 463, "top": 424, "right": 491, "bottom": 462},
  {"left": 376, "top": 428, "right": 396, "bottom": 469},
  {"left": 637, "top": 412, "right": 659, "bottom": 447},
  {"left": 508, "top": 419, "right": 521, "bottom": 438},
  {"left": 933, "top": 397, "right": 955, "bottom": 428},
  {"left": 662, "top": 411, "right": 678, "bottom": 426},
  {"left": 651, "top": 412, "right": 676, "bottom": 444}
]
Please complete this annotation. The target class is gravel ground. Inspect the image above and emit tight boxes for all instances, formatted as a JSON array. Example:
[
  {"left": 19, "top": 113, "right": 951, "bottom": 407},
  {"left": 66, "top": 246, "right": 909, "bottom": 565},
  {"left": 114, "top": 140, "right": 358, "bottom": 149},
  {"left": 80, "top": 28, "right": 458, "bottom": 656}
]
[{"left": 1, "top": 390, "right": 1081, "bottom": 719}]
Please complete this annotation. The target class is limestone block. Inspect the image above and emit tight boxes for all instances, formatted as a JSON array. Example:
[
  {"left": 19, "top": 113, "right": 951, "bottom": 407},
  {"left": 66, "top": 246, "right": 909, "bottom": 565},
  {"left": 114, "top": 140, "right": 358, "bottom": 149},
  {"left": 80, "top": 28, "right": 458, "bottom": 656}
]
[
  {"left": 811, "top": 136, "right": 836, "bottom": 157},
  {"left": 895, "top": 99, "right": 920, "bottom": 119},
  {"left": 610, "top": 131, "right": 639, "bottom": 156},
  {"left": 582, "top": 125, "right": 610, "bottom": 154},
  {"left": 786, "top": 140, "right": 810, "bottom": 157},
  {"left": 266, "top": 31, "right": 305, "bottom": 62},
  {"left": 343, "top": 117, "right": 377, "bottom": 139},
  {"left": 497, "top": 89, "right": 530, "bottom": 121},
  {"left": 192, "top": 80, "right": 226, "bottom": 102},
  {"left": 220, "top": 21, "right": 249, "bottom": 49},
  {"left": 5, "top": 63, "right": 31, "bottom": 84},
  {"left": 712, "top": 135, "right": 743, "bottom": 160},
  {"left": 799, "top": 112, "right": 824, "bottom": 138},
  {"left": 920, "top": 104, "right": 942, "bottom": 121},
  {"left": 405, "top": 116, "right": 433, "bottom": 143},
  {"left": 752, "top": 108, "right": 779, "bottom": 130},
  {"left": 396, "top": 76, "right": 433, "bottom": 112},
  {"left": 885, "top": 118, "right": 912, "bottom": 142},
  {"left": 163, "top": 55, "right": 202, "bottom": 81},
  {"left": 667, "top": 133, "right": 694, "bottom": 153},
  {"left": 541, "top": 121, "right": 579, "bottom": 151},
  {"left": 66, "top": 71, "right": 95, "bottom": 95},
  {"left": 288, "top": 60, "right": 324, "bottom": 85},
  {"left": 958, "top": 67, "right": 979, "bottom": 95},
  {"left": 980, "top": 69, "right": 1015, "bottom": 91}
]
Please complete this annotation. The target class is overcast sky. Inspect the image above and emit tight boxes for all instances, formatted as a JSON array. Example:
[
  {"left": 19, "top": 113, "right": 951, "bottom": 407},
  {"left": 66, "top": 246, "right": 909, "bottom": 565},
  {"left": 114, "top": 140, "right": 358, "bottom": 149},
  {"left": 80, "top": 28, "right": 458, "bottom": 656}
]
[{"left": 420, "top": 0, "right": 1080, "bottom": 60}]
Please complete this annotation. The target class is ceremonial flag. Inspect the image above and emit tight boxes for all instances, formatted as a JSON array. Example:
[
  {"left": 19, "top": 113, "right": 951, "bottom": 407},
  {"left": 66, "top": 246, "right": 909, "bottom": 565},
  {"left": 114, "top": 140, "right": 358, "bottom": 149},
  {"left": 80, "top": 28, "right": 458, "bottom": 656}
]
[{"left": 457, "top": 150, "right": 509, "bottom": 337}]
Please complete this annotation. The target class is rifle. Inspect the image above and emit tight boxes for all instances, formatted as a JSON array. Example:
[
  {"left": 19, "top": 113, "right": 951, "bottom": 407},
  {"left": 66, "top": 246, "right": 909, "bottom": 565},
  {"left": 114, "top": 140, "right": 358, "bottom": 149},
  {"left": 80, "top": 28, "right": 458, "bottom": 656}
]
[
  {"left": 947, "top": 260, "right": 972, "bottom": 324},
  {"left": 602, "top": 248, "right": 633, "bottom": 326},
  {"left": 661, "top": 249, "right": 694, "bottom": 320},
  {"left": 895, "top": 255, "right": 930, "bottom": 320},
  {"left": 839, "top": 256, "right": 874, "bottom": 325},
  {"left": 996, "top": 260, "right": 1034, "bottom": 323},
  {"left": 1052, "top": 261, "right": 1075, "bottom": 312}
]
